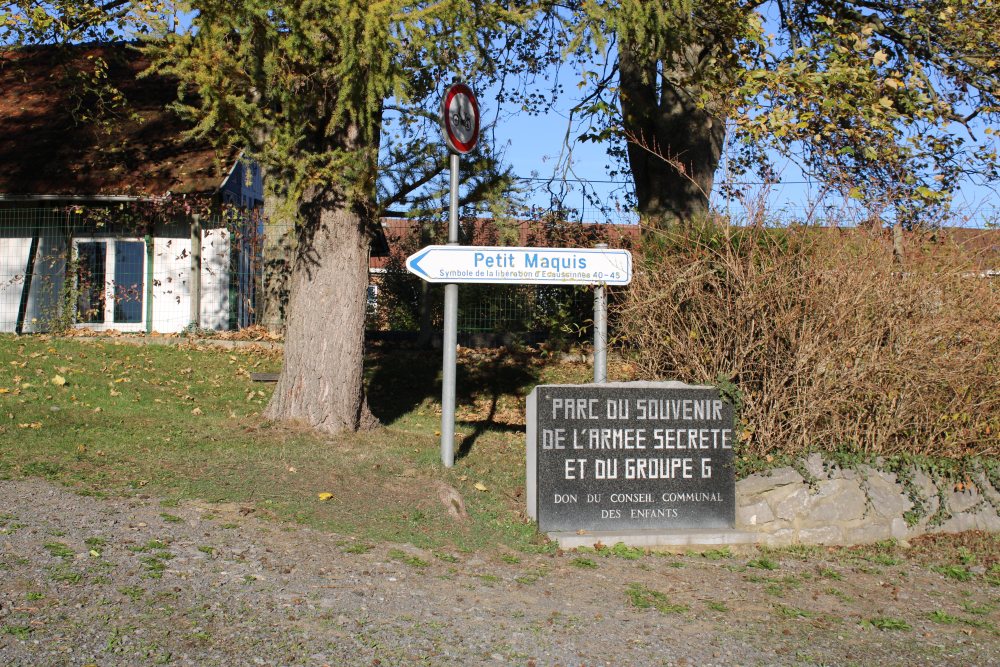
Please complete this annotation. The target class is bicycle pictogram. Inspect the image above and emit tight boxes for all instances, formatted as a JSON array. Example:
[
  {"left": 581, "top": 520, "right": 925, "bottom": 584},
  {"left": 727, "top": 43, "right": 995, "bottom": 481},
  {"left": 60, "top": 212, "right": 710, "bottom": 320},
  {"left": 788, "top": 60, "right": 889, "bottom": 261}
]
[{"left": 451, "top": 106, "right": 473, "bottom": 132}]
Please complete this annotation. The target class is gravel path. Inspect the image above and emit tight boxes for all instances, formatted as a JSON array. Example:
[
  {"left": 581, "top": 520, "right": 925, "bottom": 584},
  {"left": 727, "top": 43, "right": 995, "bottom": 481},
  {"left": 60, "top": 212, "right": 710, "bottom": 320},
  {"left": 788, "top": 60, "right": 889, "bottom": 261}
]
[{"left": 1, "top": 479, "right": 997, "bottom": 666}]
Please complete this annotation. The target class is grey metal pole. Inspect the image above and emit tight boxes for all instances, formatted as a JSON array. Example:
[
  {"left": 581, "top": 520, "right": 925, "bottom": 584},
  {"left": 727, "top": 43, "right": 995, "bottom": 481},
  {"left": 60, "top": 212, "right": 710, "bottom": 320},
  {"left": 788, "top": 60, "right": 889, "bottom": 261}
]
[
  {"left": 441, "top": 153, "right": 460, "bottom": 467},
  {"left": 190, "top": 213, "right": 202, "bottom": 329},
  {"left": 594, "top": 243, "right": 608, "bottom": 383}
]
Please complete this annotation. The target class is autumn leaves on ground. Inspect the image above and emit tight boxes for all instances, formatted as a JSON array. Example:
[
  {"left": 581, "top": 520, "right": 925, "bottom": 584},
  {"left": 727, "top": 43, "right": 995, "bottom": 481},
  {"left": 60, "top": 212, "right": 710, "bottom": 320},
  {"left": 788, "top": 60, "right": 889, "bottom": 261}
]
[
  {"left": 0, "top": 335, "right": 593, "bottom": 552},
  {"left": 1, "top": 334, "right": 999, "bottom": 664}
]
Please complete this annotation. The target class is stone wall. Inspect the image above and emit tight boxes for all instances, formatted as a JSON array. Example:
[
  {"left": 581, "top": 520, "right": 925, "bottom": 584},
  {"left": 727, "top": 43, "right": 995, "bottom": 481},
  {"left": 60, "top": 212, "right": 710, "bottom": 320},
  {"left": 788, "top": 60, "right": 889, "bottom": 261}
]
[{"left": 737, "top": 454, "right": 1000, "bottom": 546}]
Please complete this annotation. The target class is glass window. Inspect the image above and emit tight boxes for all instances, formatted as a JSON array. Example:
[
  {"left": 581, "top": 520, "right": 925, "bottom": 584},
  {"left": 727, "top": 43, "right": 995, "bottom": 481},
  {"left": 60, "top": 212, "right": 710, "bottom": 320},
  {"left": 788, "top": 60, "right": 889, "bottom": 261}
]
[
  {"left": 76, "top": 242, "right": 106, "bottom": 324},
  {"left": 113, "top": 241, "right": 145, "bottom": 324}
]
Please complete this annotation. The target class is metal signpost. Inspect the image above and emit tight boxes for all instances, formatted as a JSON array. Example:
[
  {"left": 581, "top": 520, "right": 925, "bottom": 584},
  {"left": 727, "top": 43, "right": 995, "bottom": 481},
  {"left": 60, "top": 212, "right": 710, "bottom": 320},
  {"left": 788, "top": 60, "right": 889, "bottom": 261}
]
[
  {"left": 593, "top": 243, "right": 608, "bottom": 384},
  {"left": 440, "top": 82, "right": 480, "bottom": 468},
  {"left": 427, "top": 83, "right": 633, "bottom": 467}
]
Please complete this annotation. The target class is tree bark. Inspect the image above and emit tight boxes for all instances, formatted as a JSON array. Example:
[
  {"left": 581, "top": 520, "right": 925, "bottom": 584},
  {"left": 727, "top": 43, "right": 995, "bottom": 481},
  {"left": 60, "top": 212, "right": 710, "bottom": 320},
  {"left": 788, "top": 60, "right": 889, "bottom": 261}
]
[
  {"left": 618, "top": 41, "right": 726, "bottom": 228},
  {"left": 263, "top": 197, "right": 378, "bottom": 433}
]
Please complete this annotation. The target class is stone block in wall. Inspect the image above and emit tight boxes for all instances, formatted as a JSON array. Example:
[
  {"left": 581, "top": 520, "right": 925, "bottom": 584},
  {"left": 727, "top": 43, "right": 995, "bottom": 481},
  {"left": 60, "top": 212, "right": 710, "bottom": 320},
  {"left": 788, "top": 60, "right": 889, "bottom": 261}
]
[
  {"left": 864, "top": 472, "right": 912, "bottom": 519},
  {"left": 736, "top": 500, "right": 776, "bottom": 528},
  {"left": 975, "top": 473, "right": 1000, "bottom": 505},
  {"left": 973, "top": 509, "right": 1000, "bottom": 532},
  {"left": 757, "top": 528, "right": 796, "bottom": 547},
  {"left": 911, "top": 469, "right": 940, "bottom": 527},
  {"left": 802, "top": 454, "right": 841, "bottom": 480},
  {"left": 891, "top": 517, "right": 909, "bottom": 540},
  {"left": 911, "top": 469, "right": 938, "bottom": 503},
  {"left": 932, "top": 513, "right": 980, "bottom": 535},
  {"left": 838, "top": 467, "right": 857, "bottom": 481},
  {"left": 841, "top": 522, "right": 893, "bottom": 546},
  {"left": 798, "top": 525, "right": 845, "bottom": 545},
  {"left": 774, "top": 479, "right": 867, "bottom": 525},
  {"left": 940, "top": 503, "right": 1000, "bottom": 532},
  {"left": 733, "top": 459, "right": 1000, "bottom": 548},
  {"left": 948, "top": 488, "right": 981, "bottom": 514},
  {"left": 737, "top": 467, "right": 804, "bottom": 498},
  {"left": 769, "top": 485, "right": 811, "bottom": 521},
  {"left": 803, "top": 453, "right": 826, "bottom": 480}
]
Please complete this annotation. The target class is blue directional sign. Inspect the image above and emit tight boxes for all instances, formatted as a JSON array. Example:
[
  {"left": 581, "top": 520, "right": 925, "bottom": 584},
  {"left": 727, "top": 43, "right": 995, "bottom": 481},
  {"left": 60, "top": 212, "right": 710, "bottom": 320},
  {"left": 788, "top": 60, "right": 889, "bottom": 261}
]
[{"left": 405, "top": 245, "right": 632, "bottom": 286}]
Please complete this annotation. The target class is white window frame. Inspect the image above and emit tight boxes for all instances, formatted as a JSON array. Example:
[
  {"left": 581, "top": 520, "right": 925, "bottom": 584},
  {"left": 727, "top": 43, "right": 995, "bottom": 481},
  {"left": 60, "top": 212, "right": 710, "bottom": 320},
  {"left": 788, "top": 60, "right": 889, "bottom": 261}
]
[{"left": 72, "top": 237, "right": 147, "bottom": 332}]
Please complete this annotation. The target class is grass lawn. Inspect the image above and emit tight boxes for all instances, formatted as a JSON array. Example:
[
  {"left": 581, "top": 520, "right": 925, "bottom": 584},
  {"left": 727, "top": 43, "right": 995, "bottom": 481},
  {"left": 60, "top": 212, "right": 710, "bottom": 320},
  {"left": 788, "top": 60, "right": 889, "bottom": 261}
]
[{"left": 0, "top": 334, "right": 611, "bottom": 552}]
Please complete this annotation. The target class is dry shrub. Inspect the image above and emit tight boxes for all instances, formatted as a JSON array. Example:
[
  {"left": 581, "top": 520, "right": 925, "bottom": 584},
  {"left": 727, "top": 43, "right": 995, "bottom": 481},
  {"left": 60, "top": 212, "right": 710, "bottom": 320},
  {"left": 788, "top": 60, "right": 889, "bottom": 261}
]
[{"left": 617, "top": 224, "right": 1000, "bottom": 460}]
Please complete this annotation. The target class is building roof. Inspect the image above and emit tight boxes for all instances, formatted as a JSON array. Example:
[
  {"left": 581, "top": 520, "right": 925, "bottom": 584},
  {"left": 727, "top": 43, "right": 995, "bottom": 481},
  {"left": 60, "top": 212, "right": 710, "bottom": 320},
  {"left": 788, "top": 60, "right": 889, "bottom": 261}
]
[{"left": 0, "top": 42, "right": 236, "bottom": 198}]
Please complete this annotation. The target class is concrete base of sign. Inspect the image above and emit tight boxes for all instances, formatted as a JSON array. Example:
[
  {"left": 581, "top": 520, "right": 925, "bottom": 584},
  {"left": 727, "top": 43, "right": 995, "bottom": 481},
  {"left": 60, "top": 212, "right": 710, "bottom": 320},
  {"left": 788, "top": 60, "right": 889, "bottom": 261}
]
[{"left": 549, "top": 529, "right": 760, "bottom": 551}]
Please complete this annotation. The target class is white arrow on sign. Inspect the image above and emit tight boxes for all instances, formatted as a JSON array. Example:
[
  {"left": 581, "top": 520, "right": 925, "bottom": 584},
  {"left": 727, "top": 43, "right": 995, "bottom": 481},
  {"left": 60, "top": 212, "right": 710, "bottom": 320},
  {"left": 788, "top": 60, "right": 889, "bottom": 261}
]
[{"left": 405, "top": 245, "right": 632, "bottom": 286}]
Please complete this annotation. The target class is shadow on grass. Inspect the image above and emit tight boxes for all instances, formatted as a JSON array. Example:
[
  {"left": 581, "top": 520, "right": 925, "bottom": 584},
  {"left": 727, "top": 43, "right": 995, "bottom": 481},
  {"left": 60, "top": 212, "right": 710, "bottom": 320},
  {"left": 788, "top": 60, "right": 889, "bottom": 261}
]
[
  {"left": 365, "top": 346, "right": 540, "bottom": 458},
  {"left": 365, "top": 347, "right": 442, "bottom": 425}
]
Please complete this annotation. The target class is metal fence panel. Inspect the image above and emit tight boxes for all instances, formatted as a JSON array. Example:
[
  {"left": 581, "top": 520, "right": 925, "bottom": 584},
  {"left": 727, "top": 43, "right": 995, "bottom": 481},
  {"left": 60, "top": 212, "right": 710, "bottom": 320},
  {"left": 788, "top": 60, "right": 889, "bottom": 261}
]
[{"left": 1, "top": 209, "right": 624, "bottom": 338}]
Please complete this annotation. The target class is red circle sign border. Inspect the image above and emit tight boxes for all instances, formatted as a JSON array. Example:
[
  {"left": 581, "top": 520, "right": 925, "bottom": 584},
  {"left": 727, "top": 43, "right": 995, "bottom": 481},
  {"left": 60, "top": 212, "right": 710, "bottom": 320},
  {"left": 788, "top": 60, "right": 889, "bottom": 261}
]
[{"left": 442, "top": 83, "right": 480, "bottom": 154}]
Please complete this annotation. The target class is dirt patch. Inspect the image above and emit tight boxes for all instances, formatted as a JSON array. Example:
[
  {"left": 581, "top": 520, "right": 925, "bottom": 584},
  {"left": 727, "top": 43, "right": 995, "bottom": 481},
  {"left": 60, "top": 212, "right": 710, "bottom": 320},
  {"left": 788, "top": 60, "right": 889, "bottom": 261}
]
[{"left": 1, "top": 478, "right": 997, "bottom": 666}]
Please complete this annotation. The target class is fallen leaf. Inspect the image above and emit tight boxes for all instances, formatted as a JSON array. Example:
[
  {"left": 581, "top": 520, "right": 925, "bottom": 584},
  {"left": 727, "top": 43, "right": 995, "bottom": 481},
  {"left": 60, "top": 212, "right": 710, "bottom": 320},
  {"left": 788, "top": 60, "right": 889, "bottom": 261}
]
[
  {"left": 191, "top": 407, "right": 203, "bottom": 416},
  {"left": 51, "top": 375, "right": 66, "bottom": 387},
  {"left": 17, "top": 422, "right": 42, "bottom": 429},
  {"left": 0, "top": 388, "right": 9, "bottom": 394},
  {"left": 317, "top": 492, "right": 334, "bottom": 501},
  {"left": 109, "top": 389, "right": 121, "bottom": 397},
  {"left": 474, "top": 482, "right": 488, "bottom": 492}
]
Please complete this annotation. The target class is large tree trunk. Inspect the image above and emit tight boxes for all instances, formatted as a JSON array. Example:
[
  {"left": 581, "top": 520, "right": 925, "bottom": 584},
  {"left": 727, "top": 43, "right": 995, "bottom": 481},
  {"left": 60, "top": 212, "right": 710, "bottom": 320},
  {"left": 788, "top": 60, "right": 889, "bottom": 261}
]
[
  {"left": 263, "top": 197, "right": 378, "bottom": 432},
  {"left": 618, "top": 41, "right": 726, "bottom": 227}
]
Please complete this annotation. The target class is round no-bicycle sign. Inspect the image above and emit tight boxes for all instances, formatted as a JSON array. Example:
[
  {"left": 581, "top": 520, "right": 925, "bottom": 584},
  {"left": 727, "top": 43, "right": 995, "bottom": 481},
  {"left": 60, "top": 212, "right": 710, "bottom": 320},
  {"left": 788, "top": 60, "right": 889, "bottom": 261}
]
[{"left": 442, "top": 82, "right": 479, "bottom": 154}]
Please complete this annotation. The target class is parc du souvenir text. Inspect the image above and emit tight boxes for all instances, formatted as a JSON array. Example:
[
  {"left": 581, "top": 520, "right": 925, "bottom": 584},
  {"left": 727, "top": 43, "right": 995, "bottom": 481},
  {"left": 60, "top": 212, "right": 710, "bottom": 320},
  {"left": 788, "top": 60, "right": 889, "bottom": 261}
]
[{"left": 535, "top": 389, "right": 735, "bottom": 528}]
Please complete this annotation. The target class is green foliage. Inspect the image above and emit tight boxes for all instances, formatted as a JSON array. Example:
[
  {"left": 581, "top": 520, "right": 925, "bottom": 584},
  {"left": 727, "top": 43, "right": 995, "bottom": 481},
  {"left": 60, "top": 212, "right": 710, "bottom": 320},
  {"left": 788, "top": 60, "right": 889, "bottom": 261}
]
[
  {"left": 388, "top": 549, "right": 430, "bottom": 568},
  {"left": 559, "top": 1, "right": 1000, "bottom": 223},
  {"left": 154, "top": 1, "right": 533, "bottom": 210},
  {"left": 3, "top": 624, "right": 32, "bottom": 640},
  {"left": 343, "top": 543, "right": 375, "bottom": 555},
  {"left": 747, "top": 557, "right": 779, "bottom": 571},
  {"left": 932, "top": 564, "right": 973, "bottom": 582},
  {"left": 625, "top": 583, "right": 689, "bottom": 614},
  {"left": 866, "top": 617, "right": 912, "bottom": 631},
  {"left": 775, "top": 604, "right": 814, "bottom": 619},
  {"left": 604, "top": 542, "right": 645, "bottom": 560},
  {"left": 700, "top": 547, "right": 733, "bottom": 561},
  {"left": 1, "top": 1, "right": 171, "bottom": 46},
  {"left": 928, "top": 610, "right": 959, "bottom": 624},
  {"left": 43, "top": 542, "right": 75, "bottom": 560}
]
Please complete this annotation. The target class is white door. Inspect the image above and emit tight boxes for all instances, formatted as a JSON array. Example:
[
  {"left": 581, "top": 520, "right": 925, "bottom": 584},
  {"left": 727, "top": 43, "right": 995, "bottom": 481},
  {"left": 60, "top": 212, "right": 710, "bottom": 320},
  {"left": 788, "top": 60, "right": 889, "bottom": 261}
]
[{"left": 74, "top": 239, "right": 146, "bottom": 331}]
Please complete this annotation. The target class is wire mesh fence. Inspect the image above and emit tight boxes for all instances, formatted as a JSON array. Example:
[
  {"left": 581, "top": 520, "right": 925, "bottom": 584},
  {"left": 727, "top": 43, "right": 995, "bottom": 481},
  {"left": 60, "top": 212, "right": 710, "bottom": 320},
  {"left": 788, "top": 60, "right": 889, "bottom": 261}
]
[
  {"left": 0, "top": 206, "right": 263, "bottom": 334},
  {"left": 1, "top": 207, "right": 629, "bottom": 338},
  {"left": 371, "top": 217, "right": 633, "bottom": 338}
]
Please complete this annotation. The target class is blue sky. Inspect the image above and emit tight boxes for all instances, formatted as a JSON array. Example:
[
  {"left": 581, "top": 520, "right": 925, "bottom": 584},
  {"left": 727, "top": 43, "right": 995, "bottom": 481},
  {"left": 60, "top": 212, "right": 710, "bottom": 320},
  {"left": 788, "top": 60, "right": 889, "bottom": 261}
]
[
  {"left": 483, "top": 91, "right": 999, "bottom": 228},
  {"left": 160, "top": 7, "right": 997, "bottom": 228}
]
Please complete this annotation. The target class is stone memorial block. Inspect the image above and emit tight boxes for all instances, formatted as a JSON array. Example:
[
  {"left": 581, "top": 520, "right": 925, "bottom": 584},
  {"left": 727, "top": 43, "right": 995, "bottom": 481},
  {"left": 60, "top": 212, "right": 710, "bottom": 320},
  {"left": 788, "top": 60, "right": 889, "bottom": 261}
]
[{"left": 527, "top": 382, "right": 735, "bottom": 533}]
